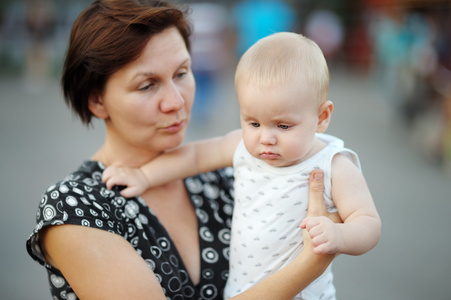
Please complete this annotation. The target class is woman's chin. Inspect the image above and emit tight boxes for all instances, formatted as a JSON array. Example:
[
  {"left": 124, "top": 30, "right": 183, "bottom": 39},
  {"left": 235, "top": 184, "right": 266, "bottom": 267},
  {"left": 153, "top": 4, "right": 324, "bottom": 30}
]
[{"left": 165, "top": 130, "right": 186, "bottom": 149}]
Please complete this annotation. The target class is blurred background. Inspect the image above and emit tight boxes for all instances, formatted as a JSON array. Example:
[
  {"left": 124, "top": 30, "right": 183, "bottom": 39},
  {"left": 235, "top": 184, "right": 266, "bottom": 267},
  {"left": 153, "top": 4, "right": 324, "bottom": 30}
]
[{"left": 1, "top": 0, "right": 450, "bottom": 299}]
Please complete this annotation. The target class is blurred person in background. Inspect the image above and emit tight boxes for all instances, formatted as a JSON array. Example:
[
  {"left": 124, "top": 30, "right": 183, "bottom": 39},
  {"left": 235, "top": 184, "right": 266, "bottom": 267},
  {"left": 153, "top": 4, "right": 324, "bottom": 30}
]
[
  {"left": 433, "top": 5, "right": 451, "bottom": 172},
  {"left": 188, "top": 2, "right": 231, "bottom": 121},
  {"left": 367, "top": 1, "right": 451, "bottom": 168},
  {"left": 231, "top": 0, "right": 297, "bottom": 59},
  {"left": 304, "top": 9, "right": 344, "bottom": 61},
  {"left": 24, "top": 0, "right": 55, "bottom": 91},
  {"left": 26, "top": 0, "right": 340, "bottom": 299}
]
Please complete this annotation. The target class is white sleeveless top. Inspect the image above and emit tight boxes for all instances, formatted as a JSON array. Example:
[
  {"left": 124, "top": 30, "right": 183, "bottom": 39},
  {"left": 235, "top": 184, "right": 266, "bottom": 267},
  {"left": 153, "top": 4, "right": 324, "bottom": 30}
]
[{"left": 224, "top": 133, "right": 360, "bottom": 300}]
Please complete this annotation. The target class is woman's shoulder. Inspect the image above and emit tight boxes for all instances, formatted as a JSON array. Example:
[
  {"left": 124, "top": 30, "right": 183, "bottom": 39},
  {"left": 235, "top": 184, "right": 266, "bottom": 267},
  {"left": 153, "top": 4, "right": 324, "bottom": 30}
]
[
  {"left": 34, "top": 160, "right": 126, "bottom": 233},
  {"left": 28, "top": 161, "right": 129, "bottom": 263},
  {"left": 46, "top": 160, "right": 105, "bottom": 192},
  {"left": 42, "top": 160, "right": 116, "bottom": 203}
]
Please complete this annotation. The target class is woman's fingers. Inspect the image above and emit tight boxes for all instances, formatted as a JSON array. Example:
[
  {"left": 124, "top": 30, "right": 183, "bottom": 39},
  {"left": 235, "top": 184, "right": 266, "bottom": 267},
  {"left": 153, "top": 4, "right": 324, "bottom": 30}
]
[
  {"left": 306, "top": 169, "right": 342, "bottom": 224},
  {"left": 302, "top": 169, "right": 341, "bottom": 257},
  {"left": 327, "top": 212, "right": 342, "bottom": 224},
  {"left": 306, "top": 169, "right": 328, "bottom": 218}
]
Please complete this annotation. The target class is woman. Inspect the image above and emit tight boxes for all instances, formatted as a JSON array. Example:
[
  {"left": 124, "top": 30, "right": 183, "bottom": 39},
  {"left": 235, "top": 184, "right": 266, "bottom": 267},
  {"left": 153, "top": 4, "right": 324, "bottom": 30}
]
[{"left": 26, "top": 1, "right": 336, "bottom": 299}]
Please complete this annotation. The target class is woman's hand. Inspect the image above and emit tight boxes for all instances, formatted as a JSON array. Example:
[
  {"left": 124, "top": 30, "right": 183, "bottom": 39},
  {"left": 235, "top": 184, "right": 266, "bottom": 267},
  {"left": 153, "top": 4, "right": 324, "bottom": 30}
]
[
  {"left": 305, "top": 169, "right": 341, "bottom": 221},
  {"left": 301, "top": 169, "right": 343, "bottom": 254}
]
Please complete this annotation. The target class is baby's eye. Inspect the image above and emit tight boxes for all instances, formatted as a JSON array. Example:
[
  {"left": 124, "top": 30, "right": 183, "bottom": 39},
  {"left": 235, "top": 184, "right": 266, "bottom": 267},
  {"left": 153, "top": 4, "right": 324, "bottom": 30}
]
[
  {"left": 278, "top": 124, "right": 291, "bottom": 130},
  {"left": 175, "top": 67, "right": 190, "bottom": 79},
  {"left": 176, "top": 71, "right": 187, "bottom": 78},
  {"left": 251, "top": 122, "right": 260, "bottom": 128}
]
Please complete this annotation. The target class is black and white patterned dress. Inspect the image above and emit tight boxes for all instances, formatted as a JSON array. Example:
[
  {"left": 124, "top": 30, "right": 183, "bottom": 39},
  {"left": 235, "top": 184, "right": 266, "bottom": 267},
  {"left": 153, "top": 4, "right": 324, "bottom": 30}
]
[{"left": 26, "top": 161, "right": 235, "bottom": 300}]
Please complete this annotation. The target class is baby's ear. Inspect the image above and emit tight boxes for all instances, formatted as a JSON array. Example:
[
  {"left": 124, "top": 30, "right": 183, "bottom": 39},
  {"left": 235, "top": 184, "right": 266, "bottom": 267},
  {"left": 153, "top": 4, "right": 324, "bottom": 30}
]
[
  {"left": 317, "top": 100, "right": 334, "bottom": 133},
  {"left": 88, "top": 93, "right": 109, "bottom": 119}
]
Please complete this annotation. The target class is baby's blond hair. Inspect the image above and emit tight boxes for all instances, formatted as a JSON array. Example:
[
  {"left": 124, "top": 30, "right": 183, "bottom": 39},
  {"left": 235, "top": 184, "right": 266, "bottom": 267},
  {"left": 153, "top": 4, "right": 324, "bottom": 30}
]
[{"left": 235, "top": 32, "right": 329, "bottom": 106}]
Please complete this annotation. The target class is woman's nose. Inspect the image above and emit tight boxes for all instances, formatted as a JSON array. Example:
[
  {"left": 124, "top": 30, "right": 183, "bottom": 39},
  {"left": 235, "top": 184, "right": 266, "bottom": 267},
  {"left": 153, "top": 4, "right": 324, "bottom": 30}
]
[{"left": 160, "top": 83, "right": 185, "bottom": 113}]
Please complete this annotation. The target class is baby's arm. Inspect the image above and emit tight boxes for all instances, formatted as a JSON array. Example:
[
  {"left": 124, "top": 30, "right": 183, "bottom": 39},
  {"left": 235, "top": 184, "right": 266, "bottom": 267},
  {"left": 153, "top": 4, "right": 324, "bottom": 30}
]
[
  {"left": 103, "top": 129, "right": 242, "bottom": 197},
  {"left": 301, "top": 154, "right": 381, "bottom": 255}
]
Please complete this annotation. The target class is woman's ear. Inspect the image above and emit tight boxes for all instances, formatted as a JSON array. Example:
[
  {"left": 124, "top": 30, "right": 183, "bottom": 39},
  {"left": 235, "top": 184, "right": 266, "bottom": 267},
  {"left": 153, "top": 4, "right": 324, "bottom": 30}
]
[
  {"left": 88, "top": 93, "right": 109, "bottom": 120},
  {"left": 317, "top": 100, "right": 334, "bottom": 133}
]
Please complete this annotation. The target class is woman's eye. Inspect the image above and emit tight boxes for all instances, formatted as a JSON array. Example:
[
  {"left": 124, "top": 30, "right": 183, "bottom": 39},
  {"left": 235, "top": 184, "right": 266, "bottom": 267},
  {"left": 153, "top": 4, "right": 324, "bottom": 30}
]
[
  {"left": 139, "top": 82, "right": 154, "bottom": 91},
  {"left": 251, "top": 122, "right": 260, "bottom": 128}
]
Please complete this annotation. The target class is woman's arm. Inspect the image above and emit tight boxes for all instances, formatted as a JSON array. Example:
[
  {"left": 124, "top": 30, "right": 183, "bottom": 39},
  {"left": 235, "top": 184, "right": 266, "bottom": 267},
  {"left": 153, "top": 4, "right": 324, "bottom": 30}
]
[
  {"left": 230, "top": 170, "right": 339, "bottom": 300},
  {"left": 102, "top": 129, "right": 242, "bottom": 197},
  {"left": 41, "top": 225, "right": 167, "bottom": 300}
]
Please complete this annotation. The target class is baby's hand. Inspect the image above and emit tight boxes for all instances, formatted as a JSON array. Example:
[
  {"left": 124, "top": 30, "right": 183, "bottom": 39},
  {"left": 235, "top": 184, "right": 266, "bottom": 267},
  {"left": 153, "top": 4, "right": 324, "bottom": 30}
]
[
  {"left": 300, "top": 216, "right": 344, "bottom": 255},
  {"left": 102, "top": 165, "right": 150, "bottom": 198}
]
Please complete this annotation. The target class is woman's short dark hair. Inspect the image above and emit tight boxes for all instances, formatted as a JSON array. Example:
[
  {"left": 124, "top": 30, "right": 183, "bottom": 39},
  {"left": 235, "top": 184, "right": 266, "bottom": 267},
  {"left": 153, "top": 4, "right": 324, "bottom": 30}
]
[{"left": 62, "top": 0, "right": 192, "bottom": 125}]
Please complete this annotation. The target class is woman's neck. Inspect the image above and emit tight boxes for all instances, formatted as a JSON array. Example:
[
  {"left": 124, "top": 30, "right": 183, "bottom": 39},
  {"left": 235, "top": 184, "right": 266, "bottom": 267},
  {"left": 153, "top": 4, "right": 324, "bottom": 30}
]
[{"left": 91, "top": 139, "right": 161, "bottom": 168}]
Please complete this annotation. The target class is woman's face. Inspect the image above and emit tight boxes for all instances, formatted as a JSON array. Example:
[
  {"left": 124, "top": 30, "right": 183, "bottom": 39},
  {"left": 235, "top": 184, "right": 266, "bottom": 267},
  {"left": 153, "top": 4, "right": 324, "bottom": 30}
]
[{"left": 95, "top": 27, "right": 195, "bottom": 159}]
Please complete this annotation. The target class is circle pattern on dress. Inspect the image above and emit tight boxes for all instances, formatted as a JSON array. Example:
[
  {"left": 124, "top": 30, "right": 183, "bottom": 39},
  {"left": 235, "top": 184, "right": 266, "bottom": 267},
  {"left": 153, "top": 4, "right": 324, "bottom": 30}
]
[{"left": 27, "top": 162, "right": 234, "bottom": 300}]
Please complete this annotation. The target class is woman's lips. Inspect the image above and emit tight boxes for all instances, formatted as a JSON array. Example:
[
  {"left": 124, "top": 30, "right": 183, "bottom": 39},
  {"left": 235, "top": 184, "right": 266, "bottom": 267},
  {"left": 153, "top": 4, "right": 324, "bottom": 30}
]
[{"left": 162, "top": 121, "right": 185, "bottom": 133}]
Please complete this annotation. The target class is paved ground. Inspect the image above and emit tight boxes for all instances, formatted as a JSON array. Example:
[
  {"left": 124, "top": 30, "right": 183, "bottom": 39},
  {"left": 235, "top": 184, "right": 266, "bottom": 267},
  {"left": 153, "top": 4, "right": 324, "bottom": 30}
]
[{"left": 1, "top": 67, "right": 451, "bottom": 299}]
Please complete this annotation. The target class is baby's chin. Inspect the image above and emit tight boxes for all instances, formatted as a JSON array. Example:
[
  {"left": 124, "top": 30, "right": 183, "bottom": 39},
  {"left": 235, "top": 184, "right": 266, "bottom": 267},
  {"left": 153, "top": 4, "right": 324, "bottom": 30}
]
[{"left": 260, "top": 157, "right": 299, "bottom": 168}]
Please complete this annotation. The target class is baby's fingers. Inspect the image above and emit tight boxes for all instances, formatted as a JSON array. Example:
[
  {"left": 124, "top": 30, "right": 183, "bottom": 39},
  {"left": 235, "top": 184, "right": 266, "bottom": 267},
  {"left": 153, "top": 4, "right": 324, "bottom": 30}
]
[
  {"left": 102, "top": 168, "right": 112, "bottom": 183},
  {"left": 311, "top": 242, "right": 334, "bottom": 255},
  {"left": 102, "top": 166, "right": 120, "bottom": 183},
  {"left": 102, "top": 166, "right": 124, "bottom": 189},
  {"left": 104, "top": 176, "right": 123, "bottom": 191},
  {"left": 300, "top": 216, "right": 321, "bottom": 231},
  {"left": 120, "top": 186, "right": 144, "bottom": 198}
]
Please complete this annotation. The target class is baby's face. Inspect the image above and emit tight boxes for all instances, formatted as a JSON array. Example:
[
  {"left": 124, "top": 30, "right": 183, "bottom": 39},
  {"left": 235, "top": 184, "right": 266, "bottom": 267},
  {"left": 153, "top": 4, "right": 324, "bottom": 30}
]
[{"left": 237, "top": 80, "right": 322, "bottom": 167}]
